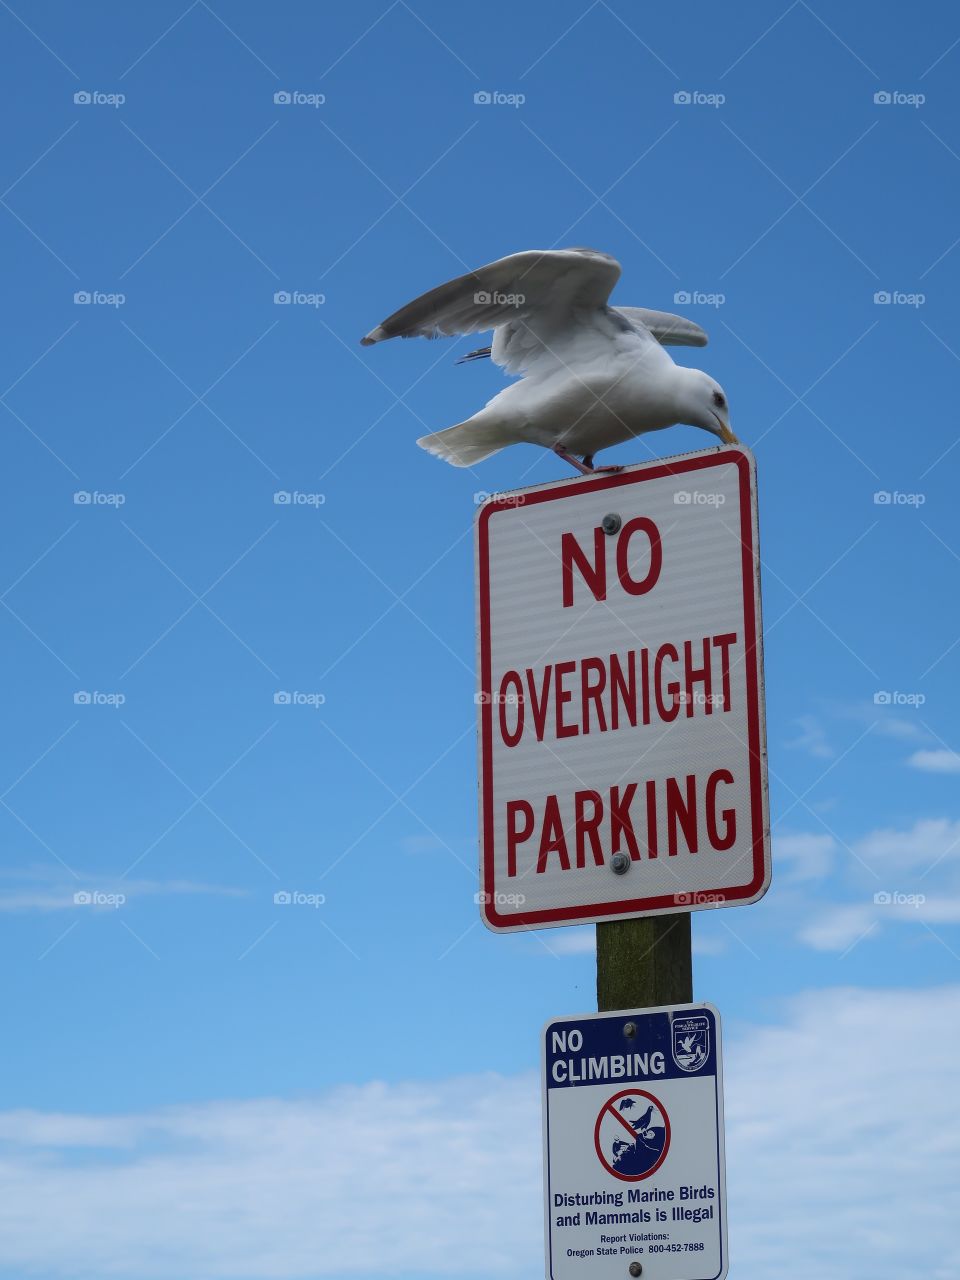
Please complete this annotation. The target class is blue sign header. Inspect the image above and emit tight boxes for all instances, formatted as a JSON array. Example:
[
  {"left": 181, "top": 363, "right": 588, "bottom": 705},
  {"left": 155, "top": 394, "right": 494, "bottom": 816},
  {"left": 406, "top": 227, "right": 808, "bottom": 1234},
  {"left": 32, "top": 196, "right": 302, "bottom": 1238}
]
[{"left": 544, "top": 1006, "right": 717, "bottom": 1090}]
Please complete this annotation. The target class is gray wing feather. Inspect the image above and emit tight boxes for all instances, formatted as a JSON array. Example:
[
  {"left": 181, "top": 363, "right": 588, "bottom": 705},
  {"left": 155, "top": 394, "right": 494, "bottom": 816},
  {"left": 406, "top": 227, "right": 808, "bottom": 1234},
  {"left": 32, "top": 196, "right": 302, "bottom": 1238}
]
[
  {"left": 615, "top": 307, "right": 709, "bottom": 347},
  {"left": 361, "top": 248, "right": 621, "bottom": 345}
]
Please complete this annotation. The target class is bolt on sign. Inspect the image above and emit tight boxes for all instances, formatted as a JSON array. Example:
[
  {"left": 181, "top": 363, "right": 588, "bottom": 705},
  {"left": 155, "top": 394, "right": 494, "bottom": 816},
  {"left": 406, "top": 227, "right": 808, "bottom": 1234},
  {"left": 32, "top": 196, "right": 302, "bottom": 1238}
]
[
  {"left": 542, "top": 1005, "right": 727, "bottom": 1280},
  {"left": 474, "top": 446, "right": 769, "bottom": 932}
]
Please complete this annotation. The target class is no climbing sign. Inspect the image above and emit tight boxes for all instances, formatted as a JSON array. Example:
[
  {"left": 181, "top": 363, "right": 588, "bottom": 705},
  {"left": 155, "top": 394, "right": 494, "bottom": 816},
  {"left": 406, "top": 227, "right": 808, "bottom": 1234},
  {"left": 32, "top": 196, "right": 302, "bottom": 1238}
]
[
  {"left": 474, "top": 446, "right": 769, "bottom": 931},
  {"left": 542, "top": 1005, "right": 727, "bottom": 1280}
]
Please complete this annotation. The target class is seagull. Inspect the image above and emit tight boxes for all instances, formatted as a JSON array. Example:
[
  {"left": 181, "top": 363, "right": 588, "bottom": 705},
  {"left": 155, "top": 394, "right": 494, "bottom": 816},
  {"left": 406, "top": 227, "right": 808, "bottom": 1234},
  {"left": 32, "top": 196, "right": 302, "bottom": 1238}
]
[{"left": 360, "top": 247, "right": 738, "bottom": 475}]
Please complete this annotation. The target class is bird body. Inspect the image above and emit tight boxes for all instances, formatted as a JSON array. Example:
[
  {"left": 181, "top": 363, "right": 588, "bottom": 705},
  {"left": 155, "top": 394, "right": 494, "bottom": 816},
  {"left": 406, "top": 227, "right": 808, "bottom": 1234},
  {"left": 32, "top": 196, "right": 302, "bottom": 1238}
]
[
  {"left": 361, "top": 248, "right": 737, "bottom": 473},
  {"left": 633, "top": 1104, "right": 655, "bottom": 1133}
]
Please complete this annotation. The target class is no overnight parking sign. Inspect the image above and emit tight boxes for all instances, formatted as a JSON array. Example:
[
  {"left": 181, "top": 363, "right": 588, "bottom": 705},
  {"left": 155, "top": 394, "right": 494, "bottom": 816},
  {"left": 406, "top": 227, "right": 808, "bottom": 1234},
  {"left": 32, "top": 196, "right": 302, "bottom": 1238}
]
[
  {"left": 542, "top": 1005, "right": 727, "bottom": 1280},
  {"left": 474, "top": 446, "right": 769, "bottom": 931}
]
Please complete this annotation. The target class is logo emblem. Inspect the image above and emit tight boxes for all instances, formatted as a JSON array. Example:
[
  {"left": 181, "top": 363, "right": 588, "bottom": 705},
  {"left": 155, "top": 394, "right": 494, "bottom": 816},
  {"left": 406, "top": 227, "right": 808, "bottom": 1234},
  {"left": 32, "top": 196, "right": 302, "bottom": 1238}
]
[{"left": 672, "top": 1015, "right": 710, "bottom": 1073}]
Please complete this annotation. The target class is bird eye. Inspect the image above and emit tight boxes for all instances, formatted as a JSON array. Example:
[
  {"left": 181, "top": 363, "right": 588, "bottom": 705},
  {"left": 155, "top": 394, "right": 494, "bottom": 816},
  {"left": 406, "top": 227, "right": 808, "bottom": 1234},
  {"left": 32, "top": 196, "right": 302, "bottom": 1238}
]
[{"left": 712, "top": 391, "right": 725, "bottom": 408}]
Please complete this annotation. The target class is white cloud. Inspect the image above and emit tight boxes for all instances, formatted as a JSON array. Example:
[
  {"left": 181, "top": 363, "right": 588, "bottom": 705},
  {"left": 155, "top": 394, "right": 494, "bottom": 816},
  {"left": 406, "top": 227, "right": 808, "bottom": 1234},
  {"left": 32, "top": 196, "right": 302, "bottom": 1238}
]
[
  {"left": 798, "top": 898, "right": 960, "bottom": 956},
  {"left": 798, "top": 903, "right": 875, "bottom": 951},
  {"left": 838, "top": 699, "right": 928, "bottom": 740},
  {"left": 0, "top": 988, "right": 957, "bottom": 1279},
  {"left": 725, "top": 986, "right": 960, "bottom": 1277},
  {"left": 854, "top": 818, "right": 960, "bottom": 873},
  {"left": 790, "top": 818, "right": 960, "bottom": 950},
  {"left": 0, "top": 1075, "right": 542, "bottom": 1279},
  {"left": 917, "top": 895, "right": 960, "bottom": 923},
  {"left": 909, "top": 749, "right": 960, "bottom": 774},
  {"left": 691, "top": 930, "right": 727, "bottom": 956},
  {"left": 872, "top": 714, "right": 927, "bottom": 740},
  {"left": 546, "top": 928, "right": 596, "bottom": 955},
  {"left": 774, "top": 832, "right": 836, "bottom": 882}
]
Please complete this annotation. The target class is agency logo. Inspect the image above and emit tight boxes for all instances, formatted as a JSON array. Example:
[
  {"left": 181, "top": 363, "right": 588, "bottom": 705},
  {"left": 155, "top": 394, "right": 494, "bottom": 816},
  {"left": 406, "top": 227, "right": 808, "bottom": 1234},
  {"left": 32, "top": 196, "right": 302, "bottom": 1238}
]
[{"left": 672, "top": 1014, "right": 710, "bottom": 1073}]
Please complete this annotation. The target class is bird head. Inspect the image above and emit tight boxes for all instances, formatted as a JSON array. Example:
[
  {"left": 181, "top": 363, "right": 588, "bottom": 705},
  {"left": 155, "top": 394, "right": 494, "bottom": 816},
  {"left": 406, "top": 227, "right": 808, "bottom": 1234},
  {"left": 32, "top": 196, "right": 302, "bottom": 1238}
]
[{"left": 676, "top": 368, "right": 738, "bottom": 444}]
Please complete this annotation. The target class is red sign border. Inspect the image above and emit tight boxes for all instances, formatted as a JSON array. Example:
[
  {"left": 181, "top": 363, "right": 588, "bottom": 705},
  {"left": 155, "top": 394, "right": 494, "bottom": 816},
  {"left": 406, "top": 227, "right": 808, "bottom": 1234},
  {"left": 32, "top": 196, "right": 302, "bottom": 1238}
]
[{"left": 476, "top": 446, "right": 769, "bottom": 931}]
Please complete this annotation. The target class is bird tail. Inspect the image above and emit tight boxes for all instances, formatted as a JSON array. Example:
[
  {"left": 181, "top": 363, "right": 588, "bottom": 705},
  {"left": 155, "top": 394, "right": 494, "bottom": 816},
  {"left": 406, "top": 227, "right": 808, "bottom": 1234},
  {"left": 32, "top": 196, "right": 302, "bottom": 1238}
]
[
  {"left": 455, "top": 345, "right": 493, "bottom": 365},
  {"left": 416, "top": 417, "right": 508, "bottom": 467}
]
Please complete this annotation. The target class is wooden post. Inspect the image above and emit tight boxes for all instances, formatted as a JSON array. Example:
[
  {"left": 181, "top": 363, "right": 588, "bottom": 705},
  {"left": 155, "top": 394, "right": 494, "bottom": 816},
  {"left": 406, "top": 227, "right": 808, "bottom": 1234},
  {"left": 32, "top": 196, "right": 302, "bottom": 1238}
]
[{"left": 596, "top": 914, "right": 692, "bottom": 1011}]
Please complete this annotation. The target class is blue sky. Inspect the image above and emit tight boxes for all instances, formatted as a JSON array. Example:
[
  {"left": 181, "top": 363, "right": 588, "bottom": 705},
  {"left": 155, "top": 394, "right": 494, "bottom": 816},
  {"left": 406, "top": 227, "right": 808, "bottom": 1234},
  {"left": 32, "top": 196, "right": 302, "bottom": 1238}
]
[{"left": 1, "top": 2, "right": 959, "bottom": 1277}]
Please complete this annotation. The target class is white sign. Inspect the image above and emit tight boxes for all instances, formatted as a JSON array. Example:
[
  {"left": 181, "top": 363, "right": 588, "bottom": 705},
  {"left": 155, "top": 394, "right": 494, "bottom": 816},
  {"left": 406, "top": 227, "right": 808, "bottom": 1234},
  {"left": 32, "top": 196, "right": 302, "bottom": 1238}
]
[
  {"left": 543, "top": 1005, "right": 726, "bottom": 1280},
  {"left": 475, "top": 446, "right": 769, "bottom": 931}
]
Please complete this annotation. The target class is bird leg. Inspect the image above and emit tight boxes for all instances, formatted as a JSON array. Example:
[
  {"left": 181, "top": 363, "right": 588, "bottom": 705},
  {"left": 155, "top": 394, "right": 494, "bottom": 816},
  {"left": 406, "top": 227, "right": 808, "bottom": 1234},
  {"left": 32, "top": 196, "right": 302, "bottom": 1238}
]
[
  {"left": 553, "top": 444, "right": 623, "bottom": 475},
  {"left": 553, "top": 444, "right": 593, "bottom": 474},
  {"left": 582, "top": 453, "right": 623, "bottom": 473}
]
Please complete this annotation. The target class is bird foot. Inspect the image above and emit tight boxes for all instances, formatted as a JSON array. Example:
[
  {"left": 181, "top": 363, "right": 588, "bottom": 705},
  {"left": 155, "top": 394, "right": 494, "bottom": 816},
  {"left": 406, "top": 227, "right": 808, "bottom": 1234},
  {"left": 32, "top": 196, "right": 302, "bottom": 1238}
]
[{"left": 554, "top": 445, "right": 622, "bottom": 476}]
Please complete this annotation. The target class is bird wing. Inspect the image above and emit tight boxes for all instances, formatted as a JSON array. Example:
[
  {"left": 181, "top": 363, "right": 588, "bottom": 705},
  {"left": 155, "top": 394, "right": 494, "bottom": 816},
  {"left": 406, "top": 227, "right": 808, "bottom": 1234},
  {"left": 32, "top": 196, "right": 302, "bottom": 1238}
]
[
  {"left": 615, "top": 307, "right": 709, "bottom": 348},
  {"left": 451, "top": 302, "right": 706, "bottom": 371},
  {"left": 360, "top": 248, "right": 622, "bottom": 347}
]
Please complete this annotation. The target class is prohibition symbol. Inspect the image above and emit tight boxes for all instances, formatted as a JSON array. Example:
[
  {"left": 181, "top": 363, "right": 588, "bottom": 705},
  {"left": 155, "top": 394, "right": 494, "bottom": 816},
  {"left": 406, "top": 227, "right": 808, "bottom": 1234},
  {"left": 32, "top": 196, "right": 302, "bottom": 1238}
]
[{"left": 593, "top": 1088, "right": 671, "bottom": 1181}]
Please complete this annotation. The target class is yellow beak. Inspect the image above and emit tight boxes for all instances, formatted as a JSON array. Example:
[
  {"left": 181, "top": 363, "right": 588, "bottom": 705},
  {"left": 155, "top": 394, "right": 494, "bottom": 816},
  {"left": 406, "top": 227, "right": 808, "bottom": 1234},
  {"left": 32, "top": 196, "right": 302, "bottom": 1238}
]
[{"left": 718, "top": 424, "right": 739, "bottom": 445}]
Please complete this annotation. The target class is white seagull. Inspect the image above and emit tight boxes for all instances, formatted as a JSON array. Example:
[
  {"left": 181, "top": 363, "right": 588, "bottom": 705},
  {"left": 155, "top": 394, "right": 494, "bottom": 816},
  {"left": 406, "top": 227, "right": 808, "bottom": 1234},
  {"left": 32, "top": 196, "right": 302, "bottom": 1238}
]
[{"left": 360, "top": 247, "right": 738, "bottom": 474}]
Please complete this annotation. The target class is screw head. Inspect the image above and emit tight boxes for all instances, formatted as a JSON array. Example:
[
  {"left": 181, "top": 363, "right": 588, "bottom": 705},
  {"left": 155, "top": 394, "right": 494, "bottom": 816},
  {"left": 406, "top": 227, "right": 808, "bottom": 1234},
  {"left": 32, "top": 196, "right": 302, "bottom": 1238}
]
[
  {"left": 601, "top": 512, "right": 621, "bottom": 536},
  {"left": 623, "top": 1021, "right": 637, "bottom": 1038},
  {"left": 629, "top": 1264, "right": 643, "bottom": 1277},
  {"left": 611, "top": 851, "right": 630, "bottom": 874}
]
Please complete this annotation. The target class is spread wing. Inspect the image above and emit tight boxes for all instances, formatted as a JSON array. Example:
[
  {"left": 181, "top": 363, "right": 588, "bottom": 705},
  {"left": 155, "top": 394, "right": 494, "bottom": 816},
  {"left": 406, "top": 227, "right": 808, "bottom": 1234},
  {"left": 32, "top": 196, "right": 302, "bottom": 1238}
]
[
  {"left": 451, "top": 301, "right": 707, "bottom": 371},
  {"left": 615, "top": 307, "right": 709, "bottom": 347},
  {"left": 360, "top": 248, "right": 621, "bottom": 346}
]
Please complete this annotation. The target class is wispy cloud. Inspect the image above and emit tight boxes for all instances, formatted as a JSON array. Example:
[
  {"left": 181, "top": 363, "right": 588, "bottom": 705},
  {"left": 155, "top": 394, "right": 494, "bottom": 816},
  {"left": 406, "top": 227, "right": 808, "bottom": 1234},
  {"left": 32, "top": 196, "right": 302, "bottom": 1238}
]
[
  {"left": 909, "top": 748, "right": 960, "bottom": 774},
  {"left": 790, "top": 818, "right": 960, "bottom": 950},
  {"left": 784, "top": 714, "right": 833, "bottom": 759},
  {"left": 838, "top": 699, "right": 928, "bottom": 741},
  {"left": 801, "top": 894, "right": 960, "bottom": 951},
  {"left": 546, "top": 927, "right": 596, "bottom": 955},
  {"left": 0, "top": 1074, "right": 541, "bottom": 1279},
  {"left": 774, "top": 832, "right": 836, "bottom": 882},
  {"left": 0, "top": 865, "right": 246, "bottom": 913},
  {"left": 798, "top": 902, "right": 876, "bottom": 950},
  {"left": 725, "top": 985, "right": 960, "bottom": 1276},
  {"left": 855, "top": 818, "right": 960, "bottom": 871}
]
